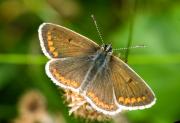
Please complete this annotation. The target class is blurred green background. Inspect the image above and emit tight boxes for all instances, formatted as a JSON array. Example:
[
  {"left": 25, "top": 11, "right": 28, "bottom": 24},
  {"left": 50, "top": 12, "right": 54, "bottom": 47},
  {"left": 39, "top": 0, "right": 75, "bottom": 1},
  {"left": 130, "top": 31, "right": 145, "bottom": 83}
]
[{"left": 0, "top": 0, "right": 180, "bottom": 123}]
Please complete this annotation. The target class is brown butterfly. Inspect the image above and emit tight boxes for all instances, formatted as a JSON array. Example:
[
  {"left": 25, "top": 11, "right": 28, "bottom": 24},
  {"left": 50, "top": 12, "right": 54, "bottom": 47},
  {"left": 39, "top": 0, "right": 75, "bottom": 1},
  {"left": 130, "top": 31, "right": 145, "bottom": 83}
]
[{"left": 38, "top": 23, "right": 156, "bottom": 115}]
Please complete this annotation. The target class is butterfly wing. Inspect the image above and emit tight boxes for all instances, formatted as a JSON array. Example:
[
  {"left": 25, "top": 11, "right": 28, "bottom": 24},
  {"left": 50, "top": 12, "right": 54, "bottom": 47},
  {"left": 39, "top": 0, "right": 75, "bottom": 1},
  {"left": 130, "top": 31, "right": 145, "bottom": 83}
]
[
  {"left": 38, "top": 23, "right": 100, "bottom": 59},
  {"left": 46, "top": 56, "right": 94, "bottom": 90},
  {"left": 84, "top": 65, "right": 120, "bottom": 115},
  {"left": 85, "top": 55, "right": 156, "bottom": 115},
  {"left": 109, "top": 56, "right": 156, "bottom": 110}
]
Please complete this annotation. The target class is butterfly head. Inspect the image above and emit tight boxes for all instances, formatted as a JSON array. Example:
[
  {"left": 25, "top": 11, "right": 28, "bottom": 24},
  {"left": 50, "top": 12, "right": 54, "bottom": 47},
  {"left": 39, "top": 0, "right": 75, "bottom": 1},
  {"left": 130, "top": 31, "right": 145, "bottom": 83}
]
[{"left": 101, "top": 44, "right": 113, "bottom": 55}]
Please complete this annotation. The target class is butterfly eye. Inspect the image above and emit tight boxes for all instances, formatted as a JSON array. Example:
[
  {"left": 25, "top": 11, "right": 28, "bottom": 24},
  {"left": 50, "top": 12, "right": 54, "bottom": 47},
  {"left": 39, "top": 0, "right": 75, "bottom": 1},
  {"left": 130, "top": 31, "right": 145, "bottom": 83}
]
[
  {"left": 107, "top": 51, "right": 112, "bottom": 55},
  {"left": 104, "top": 44, "right": 108, "bottom": 49}
]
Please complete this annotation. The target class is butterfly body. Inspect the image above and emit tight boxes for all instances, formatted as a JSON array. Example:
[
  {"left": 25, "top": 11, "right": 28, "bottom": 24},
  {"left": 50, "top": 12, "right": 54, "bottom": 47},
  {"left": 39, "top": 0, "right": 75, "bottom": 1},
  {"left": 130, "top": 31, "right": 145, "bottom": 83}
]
[
  {"left": 38, "top": 23, "right": 156, "bottom": 115},
  {"left": 79, "top": 44, "right": 112, "bottom": 91}
]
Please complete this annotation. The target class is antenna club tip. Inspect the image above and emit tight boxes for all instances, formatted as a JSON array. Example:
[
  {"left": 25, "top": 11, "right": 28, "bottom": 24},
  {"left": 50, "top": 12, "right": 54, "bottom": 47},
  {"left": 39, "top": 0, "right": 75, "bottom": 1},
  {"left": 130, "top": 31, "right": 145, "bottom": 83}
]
[{"left": 91, "top": 14, "right": 95, "bottom": 18}]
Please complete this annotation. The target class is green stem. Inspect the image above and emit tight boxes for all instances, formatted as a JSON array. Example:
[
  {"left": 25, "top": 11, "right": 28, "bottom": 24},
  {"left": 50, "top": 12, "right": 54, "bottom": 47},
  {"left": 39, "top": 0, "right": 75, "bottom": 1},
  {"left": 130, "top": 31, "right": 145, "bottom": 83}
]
[{"left": 124, "top": 0, "right": 138, "bottom": 63}]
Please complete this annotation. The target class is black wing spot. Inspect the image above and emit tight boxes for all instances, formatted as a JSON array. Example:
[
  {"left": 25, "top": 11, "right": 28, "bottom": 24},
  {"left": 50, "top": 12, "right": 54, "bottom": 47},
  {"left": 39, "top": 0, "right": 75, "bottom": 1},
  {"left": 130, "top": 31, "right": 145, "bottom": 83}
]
[
  {"left": 127, "top": 78, "right": 133, "bottom": 84},
  {"left": 68, "top": 38, "right": 73, "bottom": 42}
]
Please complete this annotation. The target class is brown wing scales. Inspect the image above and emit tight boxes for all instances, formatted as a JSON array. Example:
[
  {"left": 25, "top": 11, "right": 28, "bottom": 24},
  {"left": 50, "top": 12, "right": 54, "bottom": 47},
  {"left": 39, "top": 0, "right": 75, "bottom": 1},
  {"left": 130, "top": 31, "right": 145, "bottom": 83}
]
[
  {"left": 86, "top": 67, "right": 118, "bottom": 111},
  {"left": 110, "top": 56, "right": 155, "bottom": 107},
  {"left": 39, "top": 23, "right": 100, "bottom": 58},
  {"left": 48, "top": 56, "right": 93, "bottom": 89}
]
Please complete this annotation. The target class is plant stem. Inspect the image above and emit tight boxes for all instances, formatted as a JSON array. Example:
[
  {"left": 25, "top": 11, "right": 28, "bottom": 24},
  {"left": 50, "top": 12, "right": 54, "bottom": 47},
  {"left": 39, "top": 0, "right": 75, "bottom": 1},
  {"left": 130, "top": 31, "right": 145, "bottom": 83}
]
[{"left": 124, "top": 0, "right": 138, "bottom": 63}]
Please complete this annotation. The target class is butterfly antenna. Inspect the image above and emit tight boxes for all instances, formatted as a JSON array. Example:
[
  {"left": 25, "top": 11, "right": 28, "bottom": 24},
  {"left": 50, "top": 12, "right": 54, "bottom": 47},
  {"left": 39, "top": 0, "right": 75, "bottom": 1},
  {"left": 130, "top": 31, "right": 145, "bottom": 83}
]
[
  {"left": 113, "top": 45, "right": 147, "bottom": 51},
  {"left": 91, "top": 14, "right": 104, "bottom": 44}
]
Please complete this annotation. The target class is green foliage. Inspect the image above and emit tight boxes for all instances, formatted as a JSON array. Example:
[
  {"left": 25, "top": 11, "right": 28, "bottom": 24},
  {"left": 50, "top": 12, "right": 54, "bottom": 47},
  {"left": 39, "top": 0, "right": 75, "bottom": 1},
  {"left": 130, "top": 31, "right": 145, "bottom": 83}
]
[{"left": 0, "top": 0, "right": 180, "bottom": 123}]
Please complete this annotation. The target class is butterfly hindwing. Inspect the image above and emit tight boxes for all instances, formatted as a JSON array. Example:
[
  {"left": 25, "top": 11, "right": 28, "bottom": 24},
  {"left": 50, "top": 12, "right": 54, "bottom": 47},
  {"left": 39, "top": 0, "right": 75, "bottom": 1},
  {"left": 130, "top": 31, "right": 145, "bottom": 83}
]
[
  {"left": 109, "top": 56, "right": 156, "bottom": 109},
  {"left": 39, "top": 23, "right": 100, "bottom": 59},
  {"left": 85, "top": 65, "right": 119, "bottom": 114},
  {"left": 46, "top": 56, "right": 94, "bottom": 90}
]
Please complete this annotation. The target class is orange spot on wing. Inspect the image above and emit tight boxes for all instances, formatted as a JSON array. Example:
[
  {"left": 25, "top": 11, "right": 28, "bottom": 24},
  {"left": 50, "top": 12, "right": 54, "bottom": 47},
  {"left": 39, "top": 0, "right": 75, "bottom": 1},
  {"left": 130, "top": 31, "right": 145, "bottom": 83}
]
[
  {"left": 137, "top": 97, "right": 142, "bottom": 102},
  {"left": 142, "top": 96, "right": 146, "bottom": 100},
  {"left": 48, "top": 35, "right": 52, "bottom": 41},
  {"left": 54, "top": 72, "right": 60, "bottom": 78},
  {"left": 49, "top": 46, "right": 55, "bottom": 52},
  {"left": 119, "top": 97, "right": 124, "bottom": 102},
  {"left": 131, "top": 98, "right": 136, "bottom": 104},
  {"left": 47, "top": 31, "right": 59, "bottom": 57},
  {"left": 60, "top": 76, "right": 65, "bottom": 83},
  {"left": 109, "top": 104, "right": 114, "bottom": 109},
  {"left": 66, "top": 79, "right": 70, "bottom": 84},
  {"left": 53, "top": 69, "right": 60, "bottom": 78},
  {"left": 52, "top": 51, "right": 58, "bottom": 57},
  {"left": 87, "top": 91, "right": 116, "bottom": 110},
  {"left": 118, "top": 96, "right": 146, "bottom": 105},
  {"left": 47, "top": 31, "right": 51, "bottom": 35},
  {"left": 71, "top": 81, "right": 78, "bottom": 87},
  {"left": 124, "top": 98, "right": 131, "bottom": 104},
  {"left": 104, "top": 104, "right": 109, "bottom": 109},
  {"left": 48, "top": 41, "right": 53, "bottom": 46},
  {"left": 87, "top": 92, "right": 94, "bottom": 97},
  {"left": 51, "top": 68, "right": 80, "bottom": 88}
]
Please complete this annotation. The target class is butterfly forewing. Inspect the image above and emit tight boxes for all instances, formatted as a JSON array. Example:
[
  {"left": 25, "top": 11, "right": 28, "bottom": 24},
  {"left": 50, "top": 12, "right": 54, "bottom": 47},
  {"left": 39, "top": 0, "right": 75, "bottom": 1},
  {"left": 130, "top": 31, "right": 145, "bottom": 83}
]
[
  {"left": 39, "top": 23, "right": 100, "bottom": 59},
  {"left": 109, "top": 56, "right": 155, "bottom": 109}
]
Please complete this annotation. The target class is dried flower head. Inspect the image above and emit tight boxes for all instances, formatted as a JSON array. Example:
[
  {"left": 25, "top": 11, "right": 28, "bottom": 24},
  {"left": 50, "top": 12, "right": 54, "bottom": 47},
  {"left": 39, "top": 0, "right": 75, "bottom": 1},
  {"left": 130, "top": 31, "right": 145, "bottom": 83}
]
[
  {"left": 63, "top": 89, "right": 129, "bottom": 122},
  {"left": 18, "top": 90, "right": 46, "bottom": 116},
  {"left": 63, "top": 89, "right": 110, "bottom": 121},
  {"left": 13, "top": 90, "right": 66, "bottom": 123}
]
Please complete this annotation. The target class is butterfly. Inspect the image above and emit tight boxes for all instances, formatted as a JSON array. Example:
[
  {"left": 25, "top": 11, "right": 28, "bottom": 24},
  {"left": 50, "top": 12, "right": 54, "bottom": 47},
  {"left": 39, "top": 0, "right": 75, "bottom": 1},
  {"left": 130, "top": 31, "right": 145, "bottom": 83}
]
[{"left": 38, "top": 23, "right": 156, "bottom": 115}]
